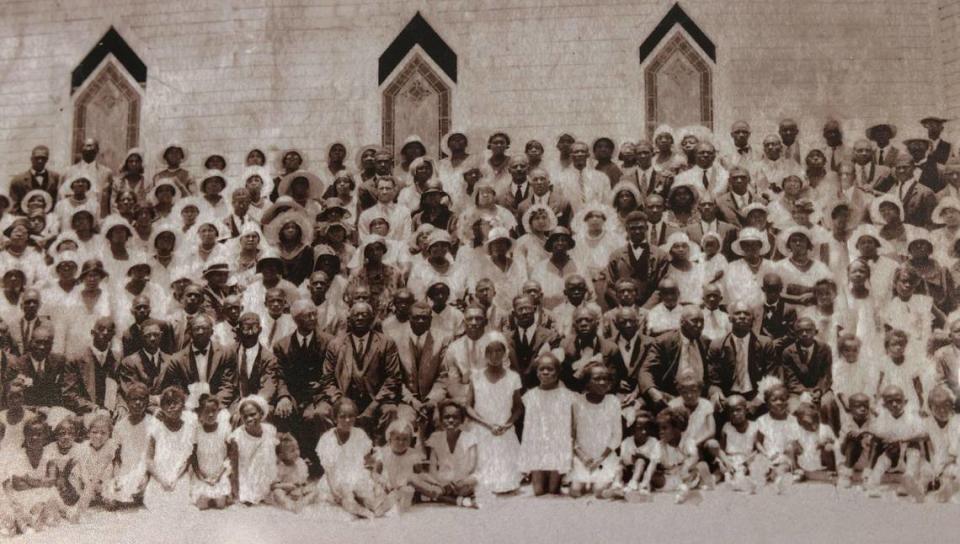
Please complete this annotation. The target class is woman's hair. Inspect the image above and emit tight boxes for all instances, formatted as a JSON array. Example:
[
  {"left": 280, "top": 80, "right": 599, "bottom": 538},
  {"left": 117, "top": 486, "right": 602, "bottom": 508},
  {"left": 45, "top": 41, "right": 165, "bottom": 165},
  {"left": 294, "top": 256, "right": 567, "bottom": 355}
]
[
  {"left": 124, "top": 380, "right": 149, "bottom": 400},
  {"left": 534, "top": 352, "right": 561, "bottom": 371},
  {"left": 276, "top": 433, "right": 300, "bottom": 455},
  {"left": 332, "top": 172, "right": 356, "bottom": 191},
  {"left": 23, "top": 414, "right": 51, "bottom": 445},
  {"left": 655, "top": 406, "right": 690, "bottom": 433},
  {"left": 762, "top": 382, "right": 788, "bottom": 402},
  {"left": 893, "top": 265, "right": 920, "bottom": 286},
  {"left": 849, "top": 258, "right": 872, "bottom": 277},
  {"left": 385, "top": 420, "right": 414, "bottom": 440},
  {"left": 837, "top": 333, "right": 861, "bottom": 351},
  {"left": 333, "top": 397, "right": 358, "bottom": 417},
  {"left": 884, "top": 328, "right": 909, "bottom": 347},
  {"left": 87, "top": 413, "right": 114, "bottom": 433},
  {"left": 54, "top": 417, "right": 78, "bottom": 437},
  {"left": 159, "top": 385, "right": 187, "bottom": 406}
]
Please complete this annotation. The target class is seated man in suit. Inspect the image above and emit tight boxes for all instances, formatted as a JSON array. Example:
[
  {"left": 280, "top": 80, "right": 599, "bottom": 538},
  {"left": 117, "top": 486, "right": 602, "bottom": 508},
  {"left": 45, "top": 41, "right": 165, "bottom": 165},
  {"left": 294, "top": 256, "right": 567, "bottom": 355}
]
[
  {"left": 682, "top": 192, "right": 737, "bottom": 252},
  {"left": 121, "top": 294, "right": 176, "bottom": 357},
  {"left": 758, "top": 273, "right": 798, "bottom": 353},
  {"left": 638, "top": 306, "right": 709, "bottom": 411},
  {"left": 780, "top": 317, "right": 836, "bottom": 430},
  {"left": 559, "top": 306, "right": 621, "bottom": 393},
  {"left": 608, "top": 306, "right": 656, "bottom": 408},
  {"left": 322, "top": 302, "right": 402, "bottom": 441},
  {"left": 394, "top": 301, "right": 449, "bottom": 433},
  {"left": 233, "top": 311, "right": 284, "bottom": 410},
  {"left": 706, "top": 301, "right": 776, "bottom": 417},
  {"left": 505, "top": 295, "right": 559, "bottom": 390},
  {"left": 5, "top": 323, "right": 65, "bottom": 408},
  {"left": 118, "top": 319, "right": 169, "bottom": 410},
  {"left": 6, "top": 288, "right": 52, "bottom": 358},
  {"left": 62, "top": 317, "right": 120, "bottom": 415},
  {"left": 273, "top": 300, "right": 334, "bottom": 475},
  {"left": 605, "top": 210, "right": 669, "bottom": 309},
  {"left": 442, "top": 306, "right": 488, "bottom": 403},
  {"left": 161, "top": 313, "right": 237, "bottom": 408}
]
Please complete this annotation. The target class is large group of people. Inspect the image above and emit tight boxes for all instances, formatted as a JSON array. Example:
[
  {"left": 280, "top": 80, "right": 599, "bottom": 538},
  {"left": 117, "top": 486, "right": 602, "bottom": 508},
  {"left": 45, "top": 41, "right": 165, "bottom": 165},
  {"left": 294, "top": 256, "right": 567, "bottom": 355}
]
[{"left": 2, "top": 115, "right": 960, "bottom": 534}]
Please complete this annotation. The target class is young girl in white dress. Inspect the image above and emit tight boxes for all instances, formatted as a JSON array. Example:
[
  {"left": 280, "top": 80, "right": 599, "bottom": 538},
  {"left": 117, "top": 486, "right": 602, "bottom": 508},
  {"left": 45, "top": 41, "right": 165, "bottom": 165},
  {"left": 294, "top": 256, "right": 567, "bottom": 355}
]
[
  {"left": 467, "top": 332, "right": 522, "bottom": 494},
  {"left": 190, "top": 396, "right": 231, "bottom": 509},
  {"left": 71, "top": 414, "right": 118, "bottom": 513},
  {"left": 520, "top": 352, "right": 576, "bottom": 496},
  {"left": 880, "top": 266, "right": 942, "bottom": 362},
  {"left": 228, "top": 395, "right": 278, "bottom": 506},
  {"left": 755, "top": 380, "right": 801, "bottom": 490},
  {"left": 103, "top": 382, "right": 152, "bottom": 507},
  {"left": 3, "top": 415, "right": 62, "bottom": 535},
  {"left": 0, "top": 377, "right": 34, "bottom": 460},
  {"left": 144, "top": 386, "right": 196, "bottom": 510},
  {"left": 316, "top": 398, "right": 386, "bottom": 517},
  {"left": 570, "top": 364, "right": 623, "bottom": 499},
  {"left": 425, "top": 400, "right": 479, "bottom": 508}
]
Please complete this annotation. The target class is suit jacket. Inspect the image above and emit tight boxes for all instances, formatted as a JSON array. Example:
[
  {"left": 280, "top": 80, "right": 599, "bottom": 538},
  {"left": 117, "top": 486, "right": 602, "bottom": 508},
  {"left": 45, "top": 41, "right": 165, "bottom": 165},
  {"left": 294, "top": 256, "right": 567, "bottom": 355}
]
[
  {"left": 875, "top": 146, "right": 901, "bottom": 168},
  {"left": 934, "top": 345, "right": 960, "bottom": 402},
  {"left": 497, "top": 181, "right": 531, "bottom": 220},
  {"left": 706, "top": 332, "right": 776, "bottom": 397},
  {"left": 880, "top": 180, "right": 938, "bottom": 227},
  {"left": 505, "top": 324, "right": 559, "bottom": 389},
  {"left": 5, "top": 314, "right": 53, "bottom": 357},
  {"left": 273, "top": 330, "right": 334, "bottom": 410},
  {"left": 931, "top": 140, "right": 953, "bottom": 165},
  {"left": 559, "top": 334, "right": 622, "bottom": 392},
  {"left": 6, "top": 353, "right": 67, "bottom": 407},
  {"left": 62, "top": 346, "right": 121, "bottom": 414},
  {"left": 607, "top": 332, "right": 656, "bottom": 397},
  {"left": 605, "top": 243, "right": 670, "bottom": 307},
  {"left": 161, "top": 341, "right": 237, "bottom": 407},
  {"left": 118, "top": 349, "right": 169, "bottom": 398},
  {"left": 822, "top": 144, "right": 853, "bottom": 172},
  {"left": 638, "top": 331, "right": 710, "bottom": 398},
  {"left": 9, "top": 169, "right": 61, "bottom": 213},
  {"left": 715, "top": 190, "right": 761, "bottom": 228},
  {"left": 918, "top": 159, "right": 945, "bottom": 193},
  {"left": 121, "top": 320, "right": 177, "bottom": 358},
  {"left": 757, "top": 298, "right": 799, "bottom": 343},
  {"left": 233, "top": 343, "right": 284, "bottom": 404},
  {"left": 682, "top": 219, "right": 738, "bottom": 253},
  {"left": 322, "top": 330, "right": 402, "bottom": 412},
  {"left": 516, "top": 191, "right": 573, "bottom": 230},
  {"left": 780, "top": 340, "right": 832, "bottom": 396},
  {"left": 394, "top": 329, "right": 448, "bottom": 405}
]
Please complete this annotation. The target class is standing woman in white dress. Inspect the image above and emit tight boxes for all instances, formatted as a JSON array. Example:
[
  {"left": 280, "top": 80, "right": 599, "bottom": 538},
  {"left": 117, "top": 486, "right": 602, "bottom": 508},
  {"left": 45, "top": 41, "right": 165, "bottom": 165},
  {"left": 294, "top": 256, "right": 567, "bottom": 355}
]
[{"left": 466, "top": 332, "right": 522, "bottom": 494}]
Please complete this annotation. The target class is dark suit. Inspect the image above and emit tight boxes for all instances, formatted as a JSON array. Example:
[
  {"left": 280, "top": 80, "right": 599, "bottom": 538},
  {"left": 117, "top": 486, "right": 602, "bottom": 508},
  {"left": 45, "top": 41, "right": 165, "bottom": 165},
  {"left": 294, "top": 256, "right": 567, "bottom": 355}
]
[
  {"left": 62, "top": 347, "right": 120, "bottom": 414},
  {"left": 118, "top": 349, "right": 169, "bottom": 398},
  {"left": 5, "top": 314, "right": 53, "bottom": 358},
  {"left": 874, "top": 178, "right": 938, "bottom": 227},
  {"left": 121, "top": 320, "right": 177, "bottom": 358},
  {"left": 497, "top": 181, "right": 531, "bottom": 223},
  {"left": 6, "top": 353, "right": 67, "bottom": 408},
  {"left": 558, "top": 334, "right": 622, "bottom": 392},
  {"left": 638, "top": 331, "right": 710, "bottom": 401},
  {"left": 608, "top": 332, "right": 656, "bottom": 398},
  {"left": 605, "top": 243, "right": 670, "bottom": 308},
  {"left": 758, "top": 298, "right": 799, "bottom": 347},
  {"left": 9, "top": 169, "right": 61, "bottom": 214},
  {"left": 160, "top": 342, "right": 237, "bottom": 407},
  {"left": 715, "top": 190, "right": 759, "bottom": 228},
  {"left": 931, "top": 140, "right": 953, "bottom": 165},
  {"left": 505, "top": 324, "right": 559, "bottom": 389},
  {"left": 395, "top": 330, "right": 448, "bottom": 405},
  {"left": 516, "top": 191, "right": 573, "bottom": 229},
  {"left": 780, "top": 340, "right": 832, "bottom": 397},
  {"left": 233, "top": 343, "right": 284, "bottom": 404},
  {"left": 706, "top": 332, "right": 776, "bottom": 400},
  {"left": 322, "top": 331, "right": 402, "bottom": 412}
]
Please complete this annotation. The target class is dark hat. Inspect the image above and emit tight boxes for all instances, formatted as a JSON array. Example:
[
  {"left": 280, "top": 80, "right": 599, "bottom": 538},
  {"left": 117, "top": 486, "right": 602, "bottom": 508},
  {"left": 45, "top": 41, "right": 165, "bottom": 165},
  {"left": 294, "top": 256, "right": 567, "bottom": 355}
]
[
  {"left": 316, "top": 198, "right": 351, "bottom": 222},
  {"left": 545, "top": 227, "right": 576, "bottom": 251},
  {"left": 921, "top": 116, "right": 952, "bottom": 125},
  {"left": 78, "top": 259, "right": 108, "bottom": 280},
  {"left": 3, "top": 217, "right": 30, "bottom": 237},
  {"left": 202, "top": 262, "right": 230, "bottom": 277}
]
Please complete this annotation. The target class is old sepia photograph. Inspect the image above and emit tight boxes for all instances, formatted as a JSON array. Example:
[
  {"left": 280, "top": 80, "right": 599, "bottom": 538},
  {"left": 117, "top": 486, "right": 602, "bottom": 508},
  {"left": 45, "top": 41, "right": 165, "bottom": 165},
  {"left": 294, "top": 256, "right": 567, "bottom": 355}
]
[{"left": 0, "top": 0, "right": 958, "bottom": 542}]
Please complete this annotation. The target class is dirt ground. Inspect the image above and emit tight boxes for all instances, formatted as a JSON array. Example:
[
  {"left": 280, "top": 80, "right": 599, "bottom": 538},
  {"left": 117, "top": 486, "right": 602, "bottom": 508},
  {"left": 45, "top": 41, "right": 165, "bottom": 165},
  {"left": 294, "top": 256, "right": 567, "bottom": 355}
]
[{"left": 19, "top": 483, "right": 960, "bottom": 544}]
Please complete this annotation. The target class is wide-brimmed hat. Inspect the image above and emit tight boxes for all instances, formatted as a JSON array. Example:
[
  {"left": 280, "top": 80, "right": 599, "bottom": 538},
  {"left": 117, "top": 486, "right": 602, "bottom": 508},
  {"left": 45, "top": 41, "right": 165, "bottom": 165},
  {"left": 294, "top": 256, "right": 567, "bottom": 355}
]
[
  {"left": 159, "top": 141, "right": 188, "bottom": 165},
  {"left": 52, "top": 250, "right": 80, "bottom": 271},
  {"left": 847, "top": 224, "right": 894, "bottom": 256},
  {"left": 777, "top": 225, "right": 815, "bottom": 256},
  {"left": 316, "top": 198, "right": 352, "bottom": 222},
  {"left": 400, "top": 135, "right": 427, "bottom": 156},
  {"left": 420, "top": 178, "right": 448, "bottom": 200},
  {"left": 199, "top": 170, "right": 228, "bottom": 193},
  {"left": 545, "top": 227, "right": 576, "bottom": 251},
  {"left": 22, "top": 189, "right": 52, "bottom": 213},
  {"left": 920, "top": 116, "right": 952, "bottom": 125},
  {"left": 77, "top": 259, "right": 108, "bottom": 280},
  {"left": 484, "top": 227, "right": 512, "bottom": 250},
  {"left": 256, "top": 249, "right": 283, "bottom": 273},
  {"left": 277, "top": 170, "right": 325, "bottom": 200},
  {"left": 933, "top": 196, "right": 960, "bottom": 225},
  {"left": 148, "top": 222, "right": 180, "bottom": 251},
  {"left": 101, "top": 215, "right": 134, "bottom": 239},
  {"left": 260, "top": 196, "right": 306, "bottom": 227},
  {"left": 149, "top": 178, "right": 182, "bottom": 204},
  {"left": 264, "top": 210, "right": 313, "bottom": 246},
  {"left": 202, "top": 261, "right": 230, "bottom": 277},
  {"left": 869, "top": 194, "right": 903, "bottom": 224},
  {"left": 731, "top": 227, "right": 771, "bottom": 256},
  {"left": 126, "top": 257, "right": 152, "bottom": 277},
  {"left": 901, "top": 130, "right": 931, "bottom": 147},
  {"left": 427, "top": 229, "right": 454, "bottom": 250},
  {"left": 865, "top": 123, "right": 897, "bottom": 141}
]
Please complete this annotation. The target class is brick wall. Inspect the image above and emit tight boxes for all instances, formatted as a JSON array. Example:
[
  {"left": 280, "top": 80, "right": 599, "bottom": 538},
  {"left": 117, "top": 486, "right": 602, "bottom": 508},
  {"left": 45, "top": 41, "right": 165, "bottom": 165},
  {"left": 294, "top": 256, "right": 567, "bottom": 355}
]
[{"left": 0, "top": 0, "right": 950, "bottom": 183}]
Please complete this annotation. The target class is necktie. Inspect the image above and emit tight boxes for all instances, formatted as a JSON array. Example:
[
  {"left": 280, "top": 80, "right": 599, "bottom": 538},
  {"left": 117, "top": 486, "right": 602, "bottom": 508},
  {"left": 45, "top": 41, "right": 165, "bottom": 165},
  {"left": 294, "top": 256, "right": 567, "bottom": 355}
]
[
  {"left": 860, "top": 165, "right": 867, "bottom": 184},
  {"left": 701, "top": 170, "right": 710, "bottom": 189},
  {"left": 830, "top": 148, "right": 837, "bottom": 171},
  {"left": 35, "top": 358, "right": 43, "bottom": 377},
  {"left": 21, "top": 319, "right": 31, "bottom": 349},
  {"left": 268, "top": 319, "right": 278, "bottom": 346},
  {"left": 639, "top": 170, "right": 647, "bottom": 192},
  {"left": 514, "top": 184, "right": 524, "bottom": 206},
  {"left": 738, "top": 147, "right": 748, "bottom": 156},
  {"left": 878, "top": 149, "right": 885, "bottom": 165},
  {"left": 240, "top": 347, "right": 249, "bottom": 380}
]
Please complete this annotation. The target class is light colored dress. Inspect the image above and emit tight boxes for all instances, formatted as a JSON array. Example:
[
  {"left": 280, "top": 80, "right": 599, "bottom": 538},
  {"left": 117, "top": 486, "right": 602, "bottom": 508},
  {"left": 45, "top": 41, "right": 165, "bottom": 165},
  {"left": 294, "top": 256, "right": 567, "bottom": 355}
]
[
  {"left": 721, "top": 421, "right": 759, "bottom": 470},
  {"left": 104, "top": 414, "right": 152, "bottom": 503},
  {"left": 72, "top": 439, "right": 118, "bottom": 500},
  {"left": 143, "top": 412, "right": 197, "bottom": 510},
  {"left": 756, "top": 414, "right": 800, "bottom": 460},
  {"left": 796, "top": 424, "right": 836, "bottom": 472},
  {"left": 470, "top": 369, "right": 522, "bottom": 493},
  {"left": 519, "top": 386, "right": 576, "bottom": 473},
  {"left": 0, "top": 410, "right": 33, "bottom": 460},
  {"left": 190, "top": 423, "right": 232, "bottom": 502},
  {"left": 425, "top": 430, "right": 478, "bottom": 485},
  {"left": 4, "top": 447, "right": 59, "bottom": 512},
  {"left": 231, "top": 423, "right": 278, "bottom": 504},
  {"left": 316, "top": 427, "right": 375, "bottom": 502},
  {"left": 375, "top": 447, "right": 424, "bottom": 491},
  {"left": 570, "top": 394, "right": 622, "bottom": 486}
]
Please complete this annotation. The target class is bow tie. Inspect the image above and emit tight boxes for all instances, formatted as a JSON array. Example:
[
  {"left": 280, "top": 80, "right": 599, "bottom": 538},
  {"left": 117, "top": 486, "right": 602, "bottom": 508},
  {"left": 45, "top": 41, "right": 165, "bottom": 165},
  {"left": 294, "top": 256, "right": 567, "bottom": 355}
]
[
  {"left": 194, "top": 348, "right": 208, "bottom": 357},
  {"left": 738, "top": 148, "right": 749, "bottom": 155}
]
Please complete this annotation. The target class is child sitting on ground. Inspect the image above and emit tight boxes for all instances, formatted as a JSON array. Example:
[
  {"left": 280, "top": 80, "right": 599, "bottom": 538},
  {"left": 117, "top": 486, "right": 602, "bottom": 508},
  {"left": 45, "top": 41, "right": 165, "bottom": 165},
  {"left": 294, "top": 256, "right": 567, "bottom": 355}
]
[
  {"left": 669, "top": 369, "right": 715, "bottom": 482},
  {"left": 651, "top": 405, "right": 706, "bottom": 504},
  {"left": 838, "top": 393, "right": 876, "bottom": 488},
  {"left": 229, "top": 395, "right": 278, "bottom": 506},
  {"left": 714, "top": 395, "right": 759, "bottom": 492},
  {"left": 621, "top": 408, "right": 660, "bottom": 493},
  {"left": 755, "top": 378, "right": 801, "bottom": 492},
  {"left": 792, "top": 397, "right": 837, "bottom": 479},
  {"left": 425, "top": 400, "right": 480, "bottom": 508},
  {"left": 270, "top": 434, "right": 318, "bottom": 513},
  {"left": 316, "top": 398, "right": 388, "bottom": 518},
  {"left": 372, "top": 420, "right": 435, "bottom": 511},
  {"left": 865, "top": 385, "right": 927, "bottom": 500},
  {"left": 191, "top": 395, "right": 231, "bottom": 510},
  {"left": 103, "top": 382, "right": 152, "bottom": 508},
  {"left": 924, "top": 387, "right": 960, "bottom": 502},
  {"left": 70, "top": 414, "right": 118, "bottom": 514},
  {"left": 3, "top": 415, "right": 62, "bottom": 535}
]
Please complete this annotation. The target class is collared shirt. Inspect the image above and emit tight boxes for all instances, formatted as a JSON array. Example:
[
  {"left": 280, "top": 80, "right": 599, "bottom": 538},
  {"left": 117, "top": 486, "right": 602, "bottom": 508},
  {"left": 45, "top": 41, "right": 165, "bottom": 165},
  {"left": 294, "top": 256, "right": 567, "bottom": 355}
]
[
  {"left": 518, "top": 325, "right": 533, "bottom": 347},
  {"left": 511, "top": 181, "right": 529, "bottom": 200},
  {"left": 31, "top": 356, "right": 45, "bottom": 376},
  {"left": 530, "top": 192, "right": 550, "bottom": 206},
  {"left": 296, "top": 331, "right": 314, "bottom": 349},
  {"left": 898, "top": 177, "right": 917, "bottom": 201},
  {"left": 91, "top": 346, "right": 110, "bottom": 368},
  {"left": 240, "top": 344, "right": 259, "bottom": 378},
  {"left": 351, "top": 333, "right": 369, "bottom": 356},
  {"left": 732, "top": 333, "right": 752, "bottom": 393},
  {"left": 142, "top": 348, "right": 160, "bottom": 374},
  {"left": 630, "top": 243, "right": 646, "bottom": 262},
  {"left": 193, "top": 345, "right": 210, "bottom": 383},
  {"left": 649, "top": 220, "right": 666, "bottom": 246},
  {"left": 412, "top": 332, "right": 426, "bottom": 352},
  {"left": 618, "top": 334, "right": 635, "bottom": 366},
  {"left": 700, "top": 219, "right": 718, "bottom": 235},
  {"left": 732, "top": 191, "right": 751, "bottom": 209}
]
